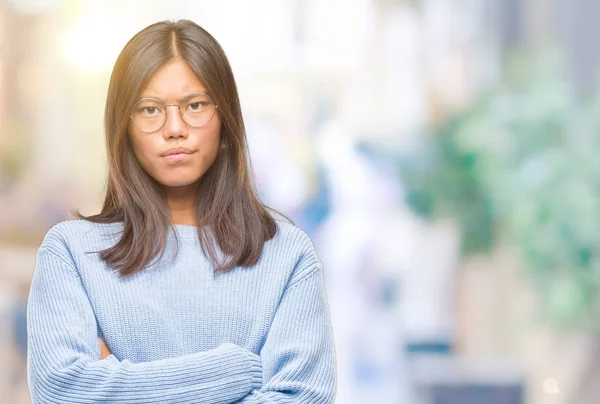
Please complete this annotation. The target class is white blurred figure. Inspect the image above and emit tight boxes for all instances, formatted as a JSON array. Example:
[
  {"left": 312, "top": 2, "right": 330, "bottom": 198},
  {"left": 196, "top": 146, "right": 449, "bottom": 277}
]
[
  {"left": 314, "top": 116, "right": 415, "bottom": 403},
  {"left": 245, "top": 117, "right": 310, "bottom": 218}
]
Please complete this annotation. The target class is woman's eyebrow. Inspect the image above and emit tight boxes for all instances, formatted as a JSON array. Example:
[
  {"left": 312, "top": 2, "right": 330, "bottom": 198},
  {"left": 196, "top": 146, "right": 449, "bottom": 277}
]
[
  {"left": 137, "top": 91, "right": 209, "bottom": 102},
  {"left": 137, "top": 94, "right": 165, "bottom": 102}
]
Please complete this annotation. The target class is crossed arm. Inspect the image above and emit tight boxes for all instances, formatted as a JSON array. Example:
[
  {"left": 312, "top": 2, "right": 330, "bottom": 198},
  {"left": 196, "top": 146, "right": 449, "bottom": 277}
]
[{"left": 28, "top": 245, "right": 336, "bottom": 403}]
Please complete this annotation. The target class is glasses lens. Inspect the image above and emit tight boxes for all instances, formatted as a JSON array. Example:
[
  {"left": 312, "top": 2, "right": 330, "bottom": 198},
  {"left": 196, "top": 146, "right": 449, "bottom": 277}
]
[
  {"left": 181, "top": 93, "right": 216, "bottom": 127},
  {"left": 132, "top": 99, "right": 165, "bottom": 132}
]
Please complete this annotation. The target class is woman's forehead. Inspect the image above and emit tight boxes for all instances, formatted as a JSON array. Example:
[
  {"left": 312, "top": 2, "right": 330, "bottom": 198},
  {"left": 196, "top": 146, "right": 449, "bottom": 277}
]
[{"left": 139, "top": 60, "right": 207, "bottom": 99}]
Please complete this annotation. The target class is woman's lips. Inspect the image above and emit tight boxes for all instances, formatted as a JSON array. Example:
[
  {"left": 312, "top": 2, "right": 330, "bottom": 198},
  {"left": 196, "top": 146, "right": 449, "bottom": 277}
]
[{"left": 163, "top": 151, "right": 196, "bottom": 162}]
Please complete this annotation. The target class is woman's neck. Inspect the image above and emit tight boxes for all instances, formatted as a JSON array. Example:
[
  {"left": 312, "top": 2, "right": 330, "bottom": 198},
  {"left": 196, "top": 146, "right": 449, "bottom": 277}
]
[
  {"left": 164, "top": 186, "right": 197, "bottom": 226},
  {"left": 170, "top": 210, "right": 197, "bottom": 226}
]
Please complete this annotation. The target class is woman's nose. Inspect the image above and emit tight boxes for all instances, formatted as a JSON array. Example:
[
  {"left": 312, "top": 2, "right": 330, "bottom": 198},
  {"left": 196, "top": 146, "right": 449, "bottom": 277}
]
[{"left": 162, "top": 105, "right": 189, "bottom": 139}]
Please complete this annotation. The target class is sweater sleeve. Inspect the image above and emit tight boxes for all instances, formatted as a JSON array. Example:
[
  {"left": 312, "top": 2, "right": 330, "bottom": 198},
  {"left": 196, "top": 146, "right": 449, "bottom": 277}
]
[
  {"left": 235, "top": 246, "right": 337, "bottom": 403},
  {"left": 27, "top": 245, "right": 263, "bottom": 404}
]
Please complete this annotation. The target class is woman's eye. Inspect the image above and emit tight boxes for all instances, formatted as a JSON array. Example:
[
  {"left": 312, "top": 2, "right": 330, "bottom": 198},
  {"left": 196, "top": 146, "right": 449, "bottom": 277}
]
[
  {"left": 136, "top": 105, "right": 161, "bottom": 116},
  {"left": 188, "top": 102, "right": 204, "bottom": 111}
]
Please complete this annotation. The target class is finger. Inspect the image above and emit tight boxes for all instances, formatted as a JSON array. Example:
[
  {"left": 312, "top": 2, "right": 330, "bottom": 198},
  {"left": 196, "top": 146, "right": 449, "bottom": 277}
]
[{"left": 98, "top": 338, "right": 111, "bottom": 360}]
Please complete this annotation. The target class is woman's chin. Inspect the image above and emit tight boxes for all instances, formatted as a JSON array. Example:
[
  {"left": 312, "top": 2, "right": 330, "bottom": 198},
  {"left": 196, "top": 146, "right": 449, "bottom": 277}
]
[{"left": 158, "top": 178, "right": 201, "bottom": 191}]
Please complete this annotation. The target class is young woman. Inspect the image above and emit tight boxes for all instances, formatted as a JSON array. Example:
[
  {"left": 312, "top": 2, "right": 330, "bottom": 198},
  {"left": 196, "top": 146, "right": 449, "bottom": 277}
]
[{"left": 27, "top": 19, "right": 336, "bottom": 403}]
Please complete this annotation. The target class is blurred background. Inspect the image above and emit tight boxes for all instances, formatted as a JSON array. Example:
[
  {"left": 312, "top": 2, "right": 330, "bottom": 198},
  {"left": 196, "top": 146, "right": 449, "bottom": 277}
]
[{"left": 1, "top": 0, "right": 600, "bottom": 403}]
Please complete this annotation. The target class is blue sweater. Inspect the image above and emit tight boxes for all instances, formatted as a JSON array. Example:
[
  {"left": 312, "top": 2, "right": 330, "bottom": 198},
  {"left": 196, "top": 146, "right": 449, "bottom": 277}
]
[{"left": 27, "top": 219, "right": 336, "bottom": 403}]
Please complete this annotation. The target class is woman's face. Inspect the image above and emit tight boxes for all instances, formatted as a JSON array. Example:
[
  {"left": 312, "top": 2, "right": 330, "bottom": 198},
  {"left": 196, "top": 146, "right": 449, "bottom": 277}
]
[{"left": 128, "top": 59, "right": 221, "bottom": 193}]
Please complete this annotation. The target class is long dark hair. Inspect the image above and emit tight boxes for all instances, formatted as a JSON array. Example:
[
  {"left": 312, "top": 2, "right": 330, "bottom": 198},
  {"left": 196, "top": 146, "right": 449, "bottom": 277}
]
[{"left": 75, "top": 20, "right": 277, "bottom": 277}]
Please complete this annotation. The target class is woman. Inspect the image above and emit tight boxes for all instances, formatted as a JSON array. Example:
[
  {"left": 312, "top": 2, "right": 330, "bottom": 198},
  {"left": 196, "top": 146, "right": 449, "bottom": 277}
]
[{"left": 27, "top": 19, "right": 336, "bottom": 403}]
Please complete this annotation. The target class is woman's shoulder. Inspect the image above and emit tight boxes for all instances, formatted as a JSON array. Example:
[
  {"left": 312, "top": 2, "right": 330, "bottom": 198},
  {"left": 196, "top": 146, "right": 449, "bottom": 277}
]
[
  {"left": 40, "top": 219, "right": 122, "bottom": 253},
  {"left": 266, "top": 219, "right": 320, "bottom": 267},
  {"left": 272, "top": 218, "right": 315, "bottom": 252},
  {"left": 268, "top": 219, "right": 322, "bottom": 284}
]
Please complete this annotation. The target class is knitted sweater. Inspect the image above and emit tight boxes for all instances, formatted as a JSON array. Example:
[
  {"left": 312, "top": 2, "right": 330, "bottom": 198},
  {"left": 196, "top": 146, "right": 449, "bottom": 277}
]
[{"left": 27, "top": 219, "right": 336, "bottom": 403}]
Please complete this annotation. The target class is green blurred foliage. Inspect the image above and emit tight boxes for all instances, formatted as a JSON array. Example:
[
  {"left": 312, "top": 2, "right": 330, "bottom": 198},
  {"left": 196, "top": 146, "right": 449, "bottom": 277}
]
[{"left": 400, "top": 52, "right": 600, "bottom": 329}]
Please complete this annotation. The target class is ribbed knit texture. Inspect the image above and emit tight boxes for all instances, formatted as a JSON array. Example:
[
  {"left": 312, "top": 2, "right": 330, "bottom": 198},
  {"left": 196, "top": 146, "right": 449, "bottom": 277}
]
[{"left": 27, "top": 219, "right": 336, "bottom": 403}]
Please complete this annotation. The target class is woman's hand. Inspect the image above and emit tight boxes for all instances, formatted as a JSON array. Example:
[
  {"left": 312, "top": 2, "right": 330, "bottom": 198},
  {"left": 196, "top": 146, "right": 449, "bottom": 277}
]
[{"left": 99, "top": 338, "right": 112, "bottom": 360}]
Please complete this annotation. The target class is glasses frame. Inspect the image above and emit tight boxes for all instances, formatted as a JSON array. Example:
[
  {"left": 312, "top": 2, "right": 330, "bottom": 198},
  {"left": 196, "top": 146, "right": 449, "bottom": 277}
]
[{"left": 130, "top": 91, "right": 219, "bottom": 133}]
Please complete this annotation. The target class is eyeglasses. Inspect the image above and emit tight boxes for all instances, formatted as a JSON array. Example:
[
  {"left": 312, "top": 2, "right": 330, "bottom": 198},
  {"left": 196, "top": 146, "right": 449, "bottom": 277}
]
[{"left": 130, "top": 92, "right": 218, "bottom": 132}]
